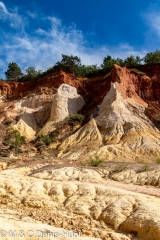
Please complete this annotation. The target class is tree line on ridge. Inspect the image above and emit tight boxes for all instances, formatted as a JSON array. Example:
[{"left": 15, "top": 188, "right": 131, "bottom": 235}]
[{"left": 4, "top": 49, "right": 160, "bottom": 81}]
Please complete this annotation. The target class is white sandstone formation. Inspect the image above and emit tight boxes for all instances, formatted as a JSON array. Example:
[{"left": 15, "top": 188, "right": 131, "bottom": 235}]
[
  {"left": 8, "top": 94, "right": 54, "bottom": 140},
  {"left": 40, "top": 84, "right": 85, "bottom": 134},
  {"left": 12, "top": 119, "right": 36, "bottom": 141},
  {"left": 58, "top": 118, "right": 102, "bottom": 160},
  {"left": 56, "top": 83, "right": 160, "bottom": 161},
  {"left": 94, "top": 83, "right": 160, "bottom": 160}
]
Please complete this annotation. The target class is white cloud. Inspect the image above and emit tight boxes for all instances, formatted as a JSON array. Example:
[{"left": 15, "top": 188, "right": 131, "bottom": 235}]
[
  {"left": 147, "top": 12, "right": 160, "bottom": 36},
  {"left": 142, "top": 6, "right": 160, "bottom": 47},
  {"left": 0, "top": 1, "right": 23, "bottom": 29},
  {"left": 27, "top": 11, "right": 37, "bottom": 19},
  {"left": 0, "top": 2, "right": 8, "bottom": 14},
  {"left": 0, "top": 2, "right": 146, "bottom": 79}
]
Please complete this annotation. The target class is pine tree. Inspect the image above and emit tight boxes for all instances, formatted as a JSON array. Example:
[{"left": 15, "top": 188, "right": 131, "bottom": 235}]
[{"left": 5, "top": 62, "right": 23, "bottom": 81}]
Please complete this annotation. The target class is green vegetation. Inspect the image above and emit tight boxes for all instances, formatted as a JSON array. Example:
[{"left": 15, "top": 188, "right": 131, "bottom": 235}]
[
  {"left": 50, "top": 127, "right": 60, "bottom": 139},
  {"left": 42, "top": 54, "right": 102, "bottom": 77},
  {"left": 4, "top": 49, "right": 160, "bottom": 81},
  {"left": 101, "top": 55, "right": 124, "bottom": 72},
  {"left": 156, "top": 158, "right": 160, "bottom": 164},
  {"left": 15, "top": 148, "right": 23, "bottom": 154},
  {"left": 0, "top": 106, "right": 4, "bottom": 113},
  {"left": 130, "top": 69, "right": 146, "bottom": 76},
  {"left": 55, "top": 54, "right": 81, "bottom": 76},
  {"left": 25, "top": 66, "right": 42, "bottom": 77},
  {"left": 5, "top": 62, "right": 23, "bottom": 81},
  {"left": 137, "top": 164, "right": 149, "bottom": 173},
  {"left": 111, "top": 164, "right": 127, "bottom": 173},
  {"left": 88, "top": 155, "right": 104, "bottom": 167},
  {"left": 100, "top": 54, "right": 142, "bottom": 72},
  {"left": 37, "top": 134, "right": 52, "bottom": 146},
  {"left": 68, "top": 113, "right": 84, "bottom": 126},
  {"left": 35, "top": 128, "right": 60, "bottom": 151},
  {"left": 124, "top": 55, "right": 142, "bottom": 67},
  {"left": 4, "top": 129, "right": 26, "bottom": 149},
  {"left": 22, "top": 66, "right": 43, "bottom": 81},
  {"left": 143, "top": 50, "right": 160, "bottom": 64},
  {"left": 0, "top": 152, "right": 8, "bottom": 157},
  {"left": 78, "top": 64, "right": 101, "bottom": 77},
  {"left": 4, "top": 120, "right": 12, "bottom": 126},
  {"left": 9, "top": 158, "right": 21, "bottom": 163},
  {"left": 136, "top": 159, "right": 145, "bottom": 164},
  {"left": 35, "top": 134, "right": 52, "bottom": 152}
]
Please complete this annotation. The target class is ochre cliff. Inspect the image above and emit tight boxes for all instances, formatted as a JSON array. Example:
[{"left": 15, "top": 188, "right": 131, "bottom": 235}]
[
  {"left": 0, "top": 64, "right": 160, "bottom": 161},
  {"left": 136, "top": 63, "right": 160, "bottom": 100},
  {"left": 0, "top": 71, "right": 86, "bottom": 100},
  {"left": 87, "top": 64, "right": 160, "bottom": 106},
  {"left": 0, "top": 64, "right": 160, "bottom": 107},
  {"left": 84, "top": 64, "right": 160, "bottom": 127}
]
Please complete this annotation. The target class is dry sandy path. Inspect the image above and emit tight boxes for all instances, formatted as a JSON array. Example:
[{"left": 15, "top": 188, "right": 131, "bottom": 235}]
[{"left": 102, "top": 179, "right": 160, "bottom": 197}]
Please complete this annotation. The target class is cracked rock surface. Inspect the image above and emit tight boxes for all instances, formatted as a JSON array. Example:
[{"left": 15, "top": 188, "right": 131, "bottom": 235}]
[{"left": 0, "top": 165, "right": 160, "bottom": 240}]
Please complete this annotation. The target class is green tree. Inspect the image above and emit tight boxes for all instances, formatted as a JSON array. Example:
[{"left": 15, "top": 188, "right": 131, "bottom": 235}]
[
  {"left": 124, "top": 55, "right": 141, "bottom": 67},
  {"left": 143, "top": 50, "right": 160, "bottom": 64},
  {"left": 5, "top": 62, "right": 23, "bottom": 81},
  {"left": 25, "top": 66, "right": 37, "bottom": 76},
  {"left": 55, "top": 54, "right": 82, "bottom": 76},
  {"left": 135, "top": 56, "right": 142, "bottom": 65},
  {"left": 101, "top": 55, "right": 124, "bottom": 72},
  {"left": 25, "top": 66, "right": 43, "bottom": 78},
  {"left": 78, "top": 64, "right": 101, "bottom": 77}
]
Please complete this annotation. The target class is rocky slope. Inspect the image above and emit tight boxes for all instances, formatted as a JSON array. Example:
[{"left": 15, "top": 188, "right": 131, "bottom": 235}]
[
  {"left": 0, "top": 64, "right": 160, "bottom": 161},
  {"left": 56, "top": 76, "right": 160, "bottom": 161},
  {"left": 0, "top": 163, "right": 160, "bottom": 240},
  {"left": 0, "top": 64, "right": 160, "bottom": 239}
]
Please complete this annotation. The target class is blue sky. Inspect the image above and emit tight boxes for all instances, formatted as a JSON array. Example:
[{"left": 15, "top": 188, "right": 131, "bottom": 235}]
[{"left": 0, "top": 0, "right": 160, "bottom": 79}]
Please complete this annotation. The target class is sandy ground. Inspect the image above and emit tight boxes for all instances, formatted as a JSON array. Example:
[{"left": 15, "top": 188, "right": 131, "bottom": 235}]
[
  {"left": 1, "top": 157, "right": 160, "bottom": 198},
  {"left": 103, "top": 179, "right": 160, "bottom": 197}
]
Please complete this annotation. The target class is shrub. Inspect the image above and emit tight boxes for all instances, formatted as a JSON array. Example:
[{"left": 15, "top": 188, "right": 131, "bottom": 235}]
[
  {"left": 36, "top": 128, "right": 60, "bottom": 148},
  {"left": 5, "top": 121, "right": 12, "bottom": 126},
  {"left": 130, "top": 69, "right": 146, "bottom": 76},
  {"left": 68, "top": 114, "right": 84, "bottom": 126},
  {"left": 136, "top": 159, "right": 144, "bottom": 163},
  {"left": 0, "top": 152, "right": 8, "bottom": 157},
  {"left": 111, "top": 164, "right": 127, "bottom": 173},
  {"left": 156, "top": 158, "right": 160, "bottom": 164},
  {"left": 88, "top": 155, "right": 104, "bottom": 167},
  {"left": 9, "top": 158, "right": 21, "bottom": 163},
  {"left": 137, "top": 164, "right": 149, "bottom": 173},
  {"left": 4, "top": 130, "right": 26, "bottom": 148},
  {"left": 0, "top": 106, "right": 4, "bottom": 113},
  {"left": 15, "top": 148, "right": 23, "bottom": 154},
  {"left": 49, "top": 128, "right": 60, "bottom": 139},
  {"left": 38, "top": 134, "right": 52, "bottom": 146}
]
